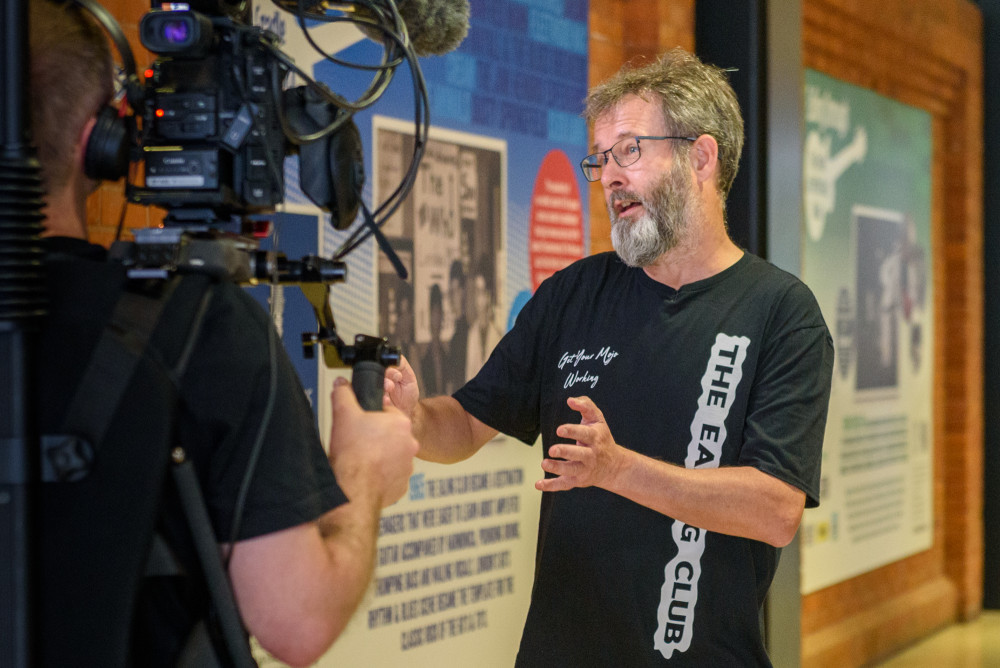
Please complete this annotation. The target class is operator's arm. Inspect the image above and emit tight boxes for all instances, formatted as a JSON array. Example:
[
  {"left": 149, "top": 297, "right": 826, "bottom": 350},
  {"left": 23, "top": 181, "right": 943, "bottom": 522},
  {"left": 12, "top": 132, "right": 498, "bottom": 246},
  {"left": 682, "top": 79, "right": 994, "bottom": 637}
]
[
  {"left": 385, "top": 355, "right": 498, "bottom": 464},
  {"left": 537, "top": 396, "right": 806, "bottom": 548},
  {"left": 226, "top": 505, "right": 379, "bottom": 667},
  {"left": 227, "top": 380, "right": 418, "bottom": 667}
]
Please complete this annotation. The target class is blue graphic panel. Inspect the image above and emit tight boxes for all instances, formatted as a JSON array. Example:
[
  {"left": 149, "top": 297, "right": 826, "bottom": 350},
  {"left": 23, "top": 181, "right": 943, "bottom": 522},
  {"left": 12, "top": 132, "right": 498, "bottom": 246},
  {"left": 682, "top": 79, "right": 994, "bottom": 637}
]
[{"left": 310, "top": 0, "right": 591, "bottom": 319}]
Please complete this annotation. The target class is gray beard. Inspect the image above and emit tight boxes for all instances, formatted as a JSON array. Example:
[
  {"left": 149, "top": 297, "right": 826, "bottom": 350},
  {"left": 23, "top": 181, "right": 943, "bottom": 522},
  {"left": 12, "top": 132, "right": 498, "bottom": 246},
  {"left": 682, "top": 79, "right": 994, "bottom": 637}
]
[{"left": 609, "top": 161, "right": 693, "bottom": 268}]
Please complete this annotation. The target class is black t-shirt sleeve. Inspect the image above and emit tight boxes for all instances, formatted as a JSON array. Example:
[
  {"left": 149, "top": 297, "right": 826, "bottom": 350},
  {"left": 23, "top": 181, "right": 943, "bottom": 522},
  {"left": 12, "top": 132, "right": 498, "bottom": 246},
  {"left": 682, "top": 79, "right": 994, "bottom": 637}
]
[
  {"left": 453, "top": 272, "right": 562, "bottom": 445},
  {"left": 738, "top": 280, "right": 834, "bottom": 508},
  {"left": 180, "top": 284, "right": 346, "bottom": 541}
]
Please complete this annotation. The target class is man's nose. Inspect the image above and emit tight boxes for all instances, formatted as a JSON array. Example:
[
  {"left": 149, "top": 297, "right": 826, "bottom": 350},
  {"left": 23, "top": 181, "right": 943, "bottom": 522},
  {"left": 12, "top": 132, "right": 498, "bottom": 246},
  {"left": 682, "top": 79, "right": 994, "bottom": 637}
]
[{"left": 600, "top": 156, "right": 627, "bottom": 190}]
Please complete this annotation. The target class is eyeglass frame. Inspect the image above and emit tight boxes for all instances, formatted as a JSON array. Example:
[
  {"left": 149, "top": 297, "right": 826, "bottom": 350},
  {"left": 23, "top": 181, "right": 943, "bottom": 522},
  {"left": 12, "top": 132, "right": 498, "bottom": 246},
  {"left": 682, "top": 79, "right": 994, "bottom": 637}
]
[{"left": 580, "top": 135, "right": 698, "bottom": 182}]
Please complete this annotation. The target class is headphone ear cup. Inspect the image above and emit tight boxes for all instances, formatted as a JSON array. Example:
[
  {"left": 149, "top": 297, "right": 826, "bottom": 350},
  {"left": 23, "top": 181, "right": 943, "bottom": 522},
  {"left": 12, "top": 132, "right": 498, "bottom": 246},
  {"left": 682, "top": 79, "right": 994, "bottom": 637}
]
[
  {"left": 84, "top": 105, "right": 129, "bottom": 182},
  {"left": 324, "top": 119, "right": 364, "bottom": 230}
]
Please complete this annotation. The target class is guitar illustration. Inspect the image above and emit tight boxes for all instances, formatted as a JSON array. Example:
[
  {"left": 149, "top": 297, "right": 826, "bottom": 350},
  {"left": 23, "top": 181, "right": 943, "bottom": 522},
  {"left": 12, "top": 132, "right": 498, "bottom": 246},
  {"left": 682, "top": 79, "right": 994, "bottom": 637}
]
[{"left": 804, "top": 126, "right": 868, "bottom": 241}]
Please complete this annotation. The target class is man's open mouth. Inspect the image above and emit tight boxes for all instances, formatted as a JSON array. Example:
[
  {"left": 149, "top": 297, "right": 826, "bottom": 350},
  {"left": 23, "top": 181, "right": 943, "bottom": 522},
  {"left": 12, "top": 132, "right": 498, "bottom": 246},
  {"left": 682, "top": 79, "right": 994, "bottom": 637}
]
[{"left": 614, "top": 198, "right": 641, "bottom": 216}]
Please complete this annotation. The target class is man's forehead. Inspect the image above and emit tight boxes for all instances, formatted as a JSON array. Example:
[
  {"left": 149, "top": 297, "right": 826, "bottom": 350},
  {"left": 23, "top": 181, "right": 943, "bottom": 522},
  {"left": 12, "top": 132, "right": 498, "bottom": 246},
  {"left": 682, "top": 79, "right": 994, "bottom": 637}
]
[{"left": 591, "top": 96, "right": 666, "bottom": 149}]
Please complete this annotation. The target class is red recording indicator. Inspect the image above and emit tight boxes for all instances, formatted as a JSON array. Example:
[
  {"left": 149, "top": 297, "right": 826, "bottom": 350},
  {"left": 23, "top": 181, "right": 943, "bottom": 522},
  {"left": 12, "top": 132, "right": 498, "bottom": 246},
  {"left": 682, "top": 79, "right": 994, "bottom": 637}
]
[{"left": 249, "top": 220, "right": 272, "bottom": 238}]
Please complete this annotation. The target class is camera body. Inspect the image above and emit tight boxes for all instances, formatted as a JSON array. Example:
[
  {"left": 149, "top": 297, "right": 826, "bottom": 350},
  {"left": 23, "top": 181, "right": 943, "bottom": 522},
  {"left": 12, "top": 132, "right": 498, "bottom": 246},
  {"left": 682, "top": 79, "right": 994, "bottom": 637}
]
[
  {"left": 109, "top": 3, "right": 389, "bottom": 372},
  {"left": 128, "top": 8, "right": 286, "bottom": 222}
]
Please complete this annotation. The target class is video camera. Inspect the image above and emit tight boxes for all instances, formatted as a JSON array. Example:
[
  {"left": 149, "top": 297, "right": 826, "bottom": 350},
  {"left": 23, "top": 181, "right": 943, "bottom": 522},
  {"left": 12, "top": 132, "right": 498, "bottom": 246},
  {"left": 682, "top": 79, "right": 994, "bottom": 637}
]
[
  {"left": 128, "top": 1, "right": 364, "bottom": 226},
  {"left": 132, "top": 6, "right": 293, "bottom": 218},
  {"left": 107, "top": 0, "right": 438, "bottom": 392}
]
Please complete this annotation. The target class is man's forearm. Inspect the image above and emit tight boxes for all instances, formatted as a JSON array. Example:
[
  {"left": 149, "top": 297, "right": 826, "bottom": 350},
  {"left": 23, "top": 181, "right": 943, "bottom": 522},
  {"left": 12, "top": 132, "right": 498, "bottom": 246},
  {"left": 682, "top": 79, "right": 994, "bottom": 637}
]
[
  {"left": 539, "top": 397, "right": 806, "bottom": 548},
  {"left": 604, "top": 451, "right": 805, "bottom": 547},
  {"left": 412, "top": 396, "right": 497, "bottom": 464}
]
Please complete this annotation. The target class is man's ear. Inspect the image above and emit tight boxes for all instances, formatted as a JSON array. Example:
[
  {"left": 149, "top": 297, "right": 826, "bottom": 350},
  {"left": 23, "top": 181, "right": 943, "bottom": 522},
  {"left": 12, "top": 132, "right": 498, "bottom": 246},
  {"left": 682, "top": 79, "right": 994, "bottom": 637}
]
[
  {"left": 689, "top": 134, "right": 719, "bottom": 186},
  {"left": 74, "top": 115, "right": 99, "bottom": 179}
]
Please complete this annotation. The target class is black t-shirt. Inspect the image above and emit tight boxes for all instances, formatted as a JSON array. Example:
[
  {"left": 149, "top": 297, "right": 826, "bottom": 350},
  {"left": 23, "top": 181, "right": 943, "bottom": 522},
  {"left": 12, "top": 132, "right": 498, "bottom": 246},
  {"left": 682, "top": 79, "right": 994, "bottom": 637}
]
[
  {"left": 455, "top": 251, "right": 834, "bottom": 666},
  {"left": 35, "top": 237, "right": 346, "bottom": 665}
]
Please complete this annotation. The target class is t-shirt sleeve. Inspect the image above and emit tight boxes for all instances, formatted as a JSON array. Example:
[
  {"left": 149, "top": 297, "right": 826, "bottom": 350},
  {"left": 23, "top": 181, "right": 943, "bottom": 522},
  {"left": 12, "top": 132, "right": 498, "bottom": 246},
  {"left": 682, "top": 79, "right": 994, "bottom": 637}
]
[
  {"left": 738, "top": 281, "right": 834, "bottom": 508},
  {"left": 453, "top": 276, "right": 560, "bottom": 445},
  {"left": 181, "top": 284, "right": 346, "bottom": 541}
]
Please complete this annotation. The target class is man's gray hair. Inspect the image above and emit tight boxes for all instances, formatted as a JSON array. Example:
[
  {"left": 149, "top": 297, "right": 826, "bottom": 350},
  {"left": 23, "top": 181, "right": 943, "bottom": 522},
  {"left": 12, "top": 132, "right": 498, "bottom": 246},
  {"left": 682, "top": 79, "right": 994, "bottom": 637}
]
[{"left": 584, "top": 48, "right": 744, "bottom": 199}]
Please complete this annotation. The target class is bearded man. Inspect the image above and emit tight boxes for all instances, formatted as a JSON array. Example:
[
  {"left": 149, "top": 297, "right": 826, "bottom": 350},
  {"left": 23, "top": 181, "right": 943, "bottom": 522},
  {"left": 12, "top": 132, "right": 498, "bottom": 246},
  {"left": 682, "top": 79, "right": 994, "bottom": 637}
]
[{"left": 385, "top": 48, "right": 834, "bottom": 667}]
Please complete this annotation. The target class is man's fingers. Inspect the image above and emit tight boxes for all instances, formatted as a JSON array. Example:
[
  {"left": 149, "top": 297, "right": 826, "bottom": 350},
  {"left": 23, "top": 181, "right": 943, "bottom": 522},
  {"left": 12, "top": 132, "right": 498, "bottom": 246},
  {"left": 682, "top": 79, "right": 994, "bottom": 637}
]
[
  {"left": 535, "top": 476, "right": 574, "bottom": 493},
  {"left": 541, "top": 455, "right": 586, "bottom": 477},
  {"left": 547, "top": 443, "right": 590, "bottom": 462},
  {"left": 331, "top": 377, "right": 361, "bottom": 414},
  {"left": 567, "top": 395, "right": 604, "bottom": 423},
  {"left": 555, "top": 424, "right": 593, "bottom": 445}
]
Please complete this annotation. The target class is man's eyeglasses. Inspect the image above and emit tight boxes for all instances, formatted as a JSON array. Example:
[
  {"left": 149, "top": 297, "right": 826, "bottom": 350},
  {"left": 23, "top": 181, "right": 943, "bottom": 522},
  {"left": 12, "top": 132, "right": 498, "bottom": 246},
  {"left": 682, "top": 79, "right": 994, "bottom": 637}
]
[{"left": 580, "top": 135, "right": 697, "bottom": 182}]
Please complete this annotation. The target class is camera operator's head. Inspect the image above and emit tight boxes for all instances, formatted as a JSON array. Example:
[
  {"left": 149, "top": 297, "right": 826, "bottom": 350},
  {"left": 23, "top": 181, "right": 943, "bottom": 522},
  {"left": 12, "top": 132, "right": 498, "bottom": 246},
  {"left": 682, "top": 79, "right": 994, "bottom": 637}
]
[{"left": 29, "top": 0, "right": 115, "bottom": 235}]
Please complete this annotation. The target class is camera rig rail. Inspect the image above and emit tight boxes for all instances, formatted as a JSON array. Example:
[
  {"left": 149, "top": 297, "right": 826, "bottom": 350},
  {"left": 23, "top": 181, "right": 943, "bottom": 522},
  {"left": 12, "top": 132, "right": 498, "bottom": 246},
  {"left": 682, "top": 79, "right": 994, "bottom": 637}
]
[{"left": 109, "top": 223, "right": 400, "bottom": 411}]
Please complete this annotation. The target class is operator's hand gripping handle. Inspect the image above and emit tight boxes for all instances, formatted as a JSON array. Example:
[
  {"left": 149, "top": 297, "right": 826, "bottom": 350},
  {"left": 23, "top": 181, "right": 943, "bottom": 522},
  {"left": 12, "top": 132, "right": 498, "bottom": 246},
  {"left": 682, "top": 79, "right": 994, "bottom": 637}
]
[{"left": 300, "top": 284, "right": 399, "bottom": 411}]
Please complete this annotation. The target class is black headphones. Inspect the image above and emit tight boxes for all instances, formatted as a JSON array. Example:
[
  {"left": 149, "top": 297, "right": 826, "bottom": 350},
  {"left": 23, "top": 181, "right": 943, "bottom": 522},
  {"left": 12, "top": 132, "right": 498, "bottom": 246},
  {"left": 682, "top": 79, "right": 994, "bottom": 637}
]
[{"left": 67, "top": 0, "right": 143, "bottom": 182}]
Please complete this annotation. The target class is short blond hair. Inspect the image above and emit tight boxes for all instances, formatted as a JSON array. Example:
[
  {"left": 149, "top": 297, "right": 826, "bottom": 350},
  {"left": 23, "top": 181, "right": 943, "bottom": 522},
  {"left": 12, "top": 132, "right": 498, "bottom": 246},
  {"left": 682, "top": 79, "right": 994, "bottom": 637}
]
[{"left": 29, "top": 0, "right": 114, "bottom": 189}]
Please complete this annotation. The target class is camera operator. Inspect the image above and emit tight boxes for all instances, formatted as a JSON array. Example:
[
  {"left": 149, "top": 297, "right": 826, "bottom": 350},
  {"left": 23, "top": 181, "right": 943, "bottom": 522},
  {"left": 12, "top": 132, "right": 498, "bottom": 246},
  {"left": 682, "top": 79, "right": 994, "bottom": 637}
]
[{"left": 29, "top": 1, "right": 418, "bottom": 666}]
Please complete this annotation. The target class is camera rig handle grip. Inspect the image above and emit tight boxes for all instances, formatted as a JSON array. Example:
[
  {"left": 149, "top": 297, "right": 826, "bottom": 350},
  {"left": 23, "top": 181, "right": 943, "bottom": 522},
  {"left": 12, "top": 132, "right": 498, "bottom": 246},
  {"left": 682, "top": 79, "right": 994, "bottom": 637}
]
[
  {"left": 352, "top": 360, "right": 388, "bottom": 411},
  {"left": 301, "top": 333, "right": 400, "bottom": 411},
  {"left": 342, "top": 335, "right": 400, "bottom": 411},
  {"left": 299, "top": 284, "right": 400, "bottom": 412}
]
